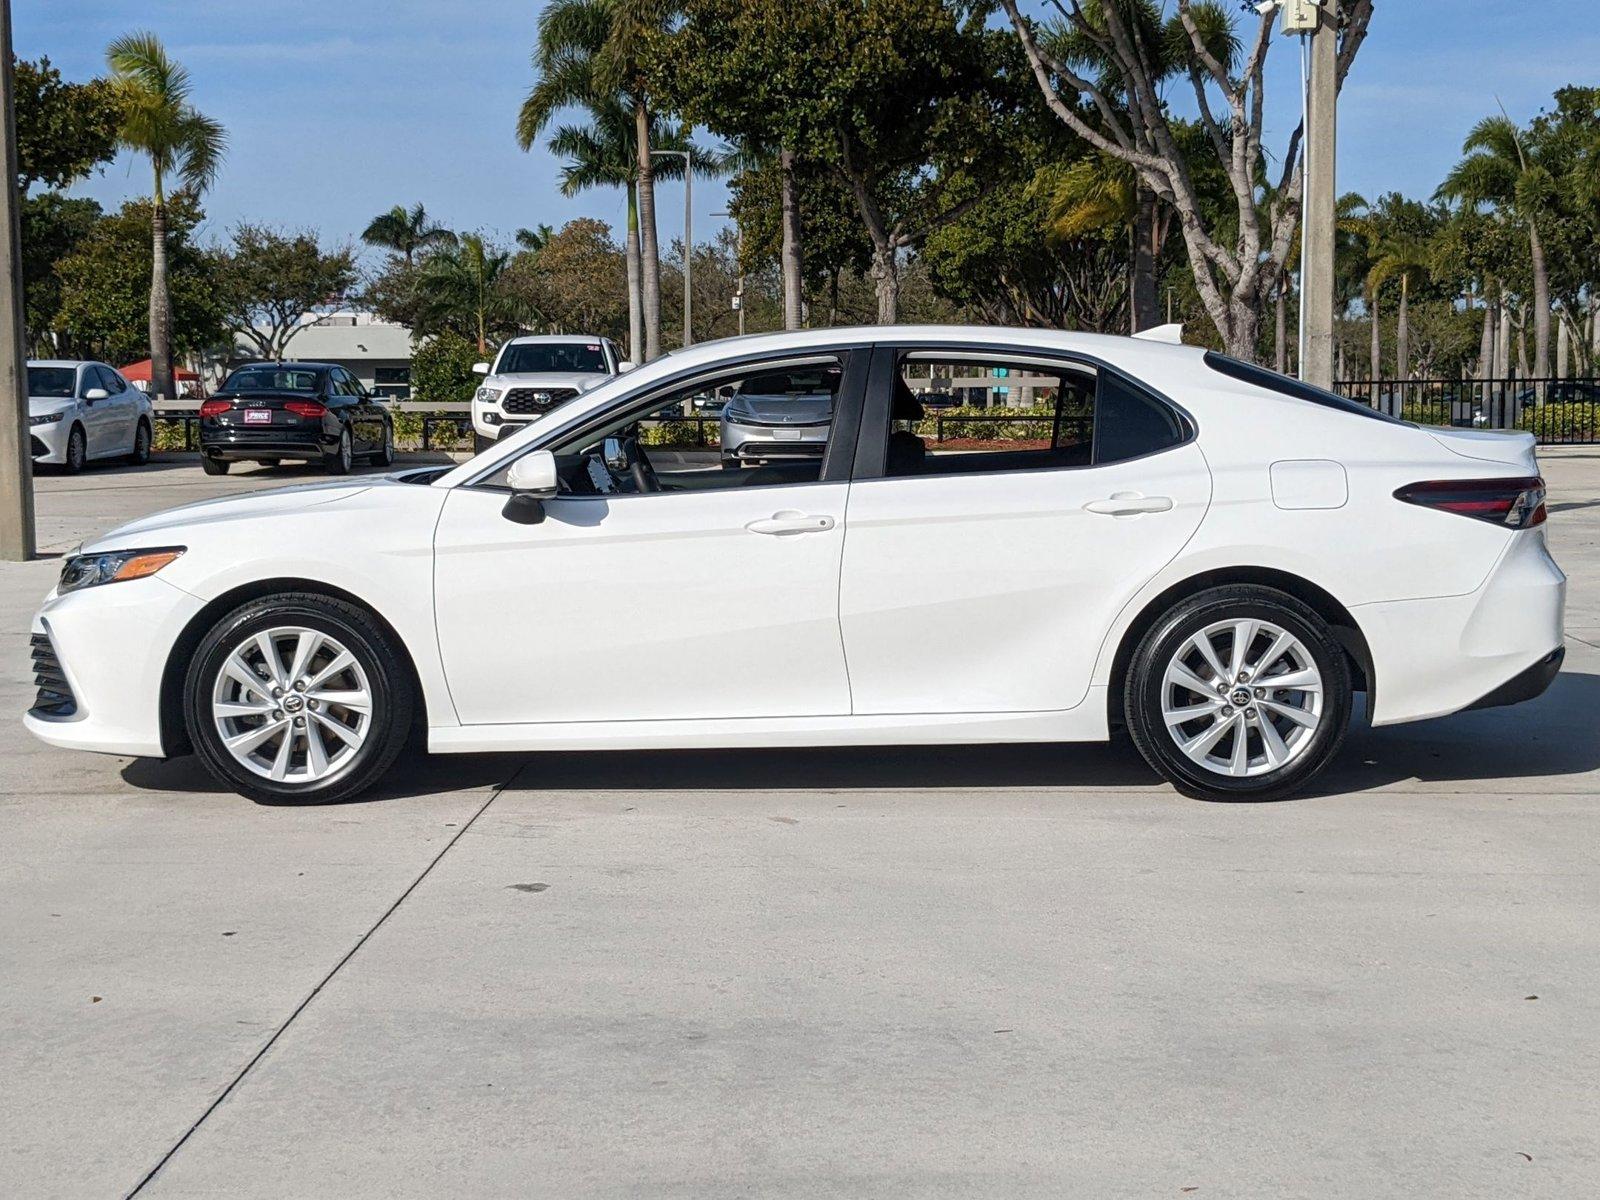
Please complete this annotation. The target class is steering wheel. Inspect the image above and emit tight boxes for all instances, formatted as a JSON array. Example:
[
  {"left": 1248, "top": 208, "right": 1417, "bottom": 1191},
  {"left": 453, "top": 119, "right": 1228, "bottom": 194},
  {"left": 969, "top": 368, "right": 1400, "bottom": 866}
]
[{"left": 629, "top": 439, "right": 661, "bottom": 494}]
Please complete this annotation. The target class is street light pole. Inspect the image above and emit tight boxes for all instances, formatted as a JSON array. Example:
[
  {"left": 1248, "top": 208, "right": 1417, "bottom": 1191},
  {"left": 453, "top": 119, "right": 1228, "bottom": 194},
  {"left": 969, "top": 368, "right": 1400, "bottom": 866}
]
[
  {"left": 711, "top": 210, "right": 744, "bottom": 336},
  {"left": 652, "top": 150, "right": 692, "bottom": 349},
  {"left": 0, "top": 0, "right": 36, "bottom": 562}
]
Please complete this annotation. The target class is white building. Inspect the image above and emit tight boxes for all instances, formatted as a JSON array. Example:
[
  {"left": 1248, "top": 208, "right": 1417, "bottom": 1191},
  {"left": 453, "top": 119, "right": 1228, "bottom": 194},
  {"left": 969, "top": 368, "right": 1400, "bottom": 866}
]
[{"left": 231, "top": 312, "right": 414, "bottom": 399}]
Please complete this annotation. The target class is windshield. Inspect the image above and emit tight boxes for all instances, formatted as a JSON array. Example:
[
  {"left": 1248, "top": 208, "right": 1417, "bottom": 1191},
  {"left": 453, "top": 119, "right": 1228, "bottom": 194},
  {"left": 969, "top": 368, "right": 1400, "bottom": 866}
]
[
  {"left": 28, "top": 366, "right": 76, "bottom": 398},
  {"left": 221, "top": 367, "right": 322, "bottom": 393},
  {"left": 495, "top": 342, "right": 607, "bottom": 375}
]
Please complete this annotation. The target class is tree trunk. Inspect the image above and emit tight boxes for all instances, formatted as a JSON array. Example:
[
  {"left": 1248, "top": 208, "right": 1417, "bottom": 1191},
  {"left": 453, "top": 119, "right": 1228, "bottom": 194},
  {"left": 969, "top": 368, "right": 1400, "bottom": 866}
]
[
  {"left": 779, "top": 147, "right": 804, "bottom": 332},
  {"left": 625, "top": 186, "right": 643, "bottom": 365},
  {"left": 1557, "top": 310, "right": 1570, "bottom": 379},
  {"left": 870, "top": 242, "right": 898, "bottom": 324},
  {"left": 1397, "top": 276, "right": 1410, "bottom": 381},
  {"left": 1478, "top": 297, "right": 1493, "bottom": 380},
  {"left": 1273, "top": 275, "right": 1286, "bottom": 374},
  {"left": 1528, "top": 220, "right": 1551, "bottom": 378},
  {"left": 633, "top": 100, "right": 661, "bottom": 361},
  {"left": 149, "top": 199, "right": 174, "bottom": 403},
  {"left": 828, "top": 269, "right": 840, "bottom": 327},
  {"left": 1130, "top": 185, "right": 1158, "bottom": 333}
]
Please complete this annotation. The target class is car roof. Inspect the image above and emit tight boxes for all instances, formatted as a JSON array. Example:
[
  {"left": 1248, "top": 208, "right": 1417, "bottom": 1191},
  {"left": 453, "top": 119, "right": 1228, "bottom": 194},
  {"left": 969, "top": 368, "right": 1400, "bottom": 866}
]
[
  {"left": 499, "top": 335, "right": 609, "bottom": 346},
  {"left": 231, "top": 361, "right": 335, "bottom": 371},
  {"left": 27, "top": 359, "right": 97, "bottom": 369}
]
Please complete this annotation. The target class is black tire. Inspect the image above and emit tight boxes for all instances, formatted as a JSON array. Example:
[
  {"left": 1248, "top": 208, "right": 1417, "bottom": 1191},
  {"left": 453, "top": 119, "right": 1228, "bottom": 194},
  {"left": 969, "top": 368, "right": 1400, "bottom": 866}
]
[
  {"left": 473, "top": 432, "right": 496, "bottom": 455},
  {"left": 373, "top": 420, "right": 395, "bottom": 467},
  {"left": 324, "top": 426, "right": 353, "bottom": 475},
  {"left": 183, "top": 593, "right": 414, "bottom": 804},
  {"left": 129, "top": 418, "right": 152, "bottom": 465},
  {"left": 63, "top": 424, "right": 87, "bottom": 474},
  {"left": 202, "top": 455, "right": 230, "bottom": 476},
  {"left": 1124, "top": 585, "right": 1351, "bottom": 803}
]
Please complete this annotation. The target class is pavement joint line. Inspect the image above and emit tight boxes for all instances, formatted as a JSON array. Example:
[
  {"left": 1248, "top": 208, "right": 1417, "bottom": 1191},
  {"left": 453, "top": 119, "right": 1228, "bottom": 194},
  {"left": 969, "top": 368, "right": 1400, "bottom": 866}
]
[
  {"left": 1566, "top": 632, "right": 1600, "bottom": 651},
  {"left": 122, "top": 758, "right": 534, "bottom": 1199}
]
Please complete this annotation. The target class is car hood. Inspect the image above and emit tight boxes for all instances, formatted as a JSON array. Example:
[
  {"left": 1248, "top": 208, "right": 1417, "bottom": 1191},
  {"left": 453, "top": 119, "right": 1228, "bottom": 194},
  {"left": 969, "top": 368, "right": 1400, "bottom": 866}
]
[
  {"left": 29, "top": 396, "right": 76, "bottom": 414},
  {"left": 727, "top": 394, "right": 835, "bottom": 424},
  {"left": 81, "top": 478, "right": 380, "bottom": 552},
  {"left": 486, "top": 371, "right": 606, "bottom": 391}
]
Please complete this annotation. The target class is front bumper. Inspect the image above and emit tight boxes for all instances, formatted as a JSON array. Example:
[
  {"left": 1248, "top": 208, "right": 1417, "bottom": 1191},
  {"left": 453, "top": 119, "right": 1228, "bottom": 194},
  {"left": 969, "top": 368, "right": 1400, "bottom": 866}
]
[
  {"left": 22, "top": 575, "right": 205, "bottom": 758},
  {"left": 29, "top": 417, "right": 71, "bottom": 464},
  {"left": 721, "top": 419, "right": 829, "bottom": 461},
  {"left": 1355, "top": 529, "right": 1566, "bottom": 725}
]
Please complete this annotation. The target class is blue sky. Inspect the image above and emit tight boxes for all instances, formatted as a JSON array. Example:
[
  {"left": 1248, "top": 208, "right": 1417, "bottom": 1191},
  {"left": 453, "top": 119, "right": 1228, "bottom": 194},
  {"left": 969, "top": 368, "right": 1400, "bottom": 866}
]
[{"left": 17, "top": 1, "right": 1600, "bottom": 261}]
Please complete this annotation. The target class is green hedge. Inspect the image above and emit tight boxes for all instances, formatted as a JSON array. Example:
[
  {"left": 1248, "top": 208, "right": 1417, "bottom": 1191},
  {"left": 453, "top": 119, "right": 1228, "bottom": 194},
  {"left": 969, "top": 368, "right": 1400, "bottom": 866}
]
[
  {"left": 911, "top": 404, "right": 1086, "bottom": 441},
  {"left": 1518, "top": 402, "right": 1599, "bottom": 441}
]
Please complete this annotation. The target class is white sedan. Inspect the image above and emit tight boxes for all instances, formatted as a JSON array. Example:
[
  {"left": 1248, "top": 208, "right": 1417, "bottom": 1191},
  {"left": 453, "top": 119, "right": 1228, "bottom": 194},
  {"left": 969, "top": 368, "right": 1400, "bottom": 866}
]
[
  {"left": 27, "top": 360, "right": 155, "bottom": 472},
  {"left": 24, "top": 327, "right": 1565, "bottom": 804}
]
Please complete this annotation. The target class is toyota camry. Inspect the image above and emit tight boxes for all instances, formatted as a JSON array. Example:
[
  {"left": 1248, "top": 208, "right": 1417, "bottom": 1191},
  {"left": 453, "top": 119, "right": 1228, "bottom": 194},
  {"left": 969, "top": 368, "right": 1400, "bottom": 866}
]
[{"left": 24, "top": 327, "right": 1565, "bottom": 804}]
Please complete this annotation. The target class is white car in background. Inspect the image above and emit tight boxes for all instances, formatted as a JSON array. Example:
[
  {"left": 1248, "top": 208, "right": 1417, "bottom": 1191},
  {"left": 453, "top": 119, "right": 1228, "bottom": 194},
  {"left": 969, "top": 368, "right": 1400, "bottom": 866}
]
[
  {"left": 28, "top": 360, "right": 154, "bottom": 473},
  {"left": 470, "top": 334, "right": 626, "bottom": 451},
  {"left": 23, "top": 326, "right": 1564, "bottom": 806}
]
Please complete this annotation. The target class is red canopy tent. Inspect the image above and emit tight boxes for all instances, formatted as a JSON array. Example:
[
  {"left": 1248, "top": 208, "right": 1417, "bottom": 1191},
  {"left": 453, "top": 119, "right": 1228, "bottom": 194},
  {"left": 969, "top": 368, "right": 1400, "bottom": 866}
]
[{"left": 119, "top": 360, "right": 206, "bottom": 398}]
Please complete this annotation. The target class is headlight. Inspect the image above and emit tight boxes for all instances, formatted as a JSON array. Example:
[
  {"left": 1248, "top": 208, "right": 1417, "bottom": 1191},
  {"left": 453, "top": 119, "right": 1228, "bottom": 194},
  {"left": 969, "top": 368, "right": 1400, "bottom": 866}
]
[
  {"left": 723, "top": 401, "right": 753, "bottom": 423},
  {"left": 30, "top": 411, "right": 64, "bottom": 426},
  {"left": 475, "top": 387, "right": 503, "bottom": 404},
  {"left": 59, "top": 547, "right": 185, "bottom": 594}
]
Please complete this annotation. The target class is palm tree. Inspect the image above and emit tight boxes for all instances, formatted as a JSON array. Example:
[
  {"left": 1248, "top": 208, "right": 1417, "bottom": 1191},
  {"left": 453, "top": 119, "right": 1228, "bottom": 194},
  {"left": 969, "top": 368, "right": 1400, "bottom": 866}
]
[
  {"left": 417, "top": 233, "right": 514, "bottom": 354},
  {"left": 1437, "top": 114, "right": 1555, "bottom": 378},
  {"left": 105, "top": 32, "right": 225, "bottom": 404},
  {"left": 546, "top": 102, "right": 706, "bottom": 362},
  {"left": 519, "top": 0, "right": 674, "bottom": 361},
  {"left": 1366, "top": 230, "right": 1431, "bottom": 381},
  {"left": 515, "top": 224, "right": 556, "bottom": 252},
  {"left": 362, "top": 203, "right": 457, "bottom": 265}
]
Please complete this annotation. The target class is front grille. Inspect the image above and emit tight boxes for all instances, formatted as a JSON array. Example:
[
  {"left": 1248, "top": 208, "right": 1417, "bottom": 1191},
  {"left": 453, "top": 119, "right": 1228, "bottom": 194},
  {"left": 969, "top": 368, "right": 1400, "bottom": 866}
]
[
  {"left": 737, "top": 441, "right": 827, "bottom": 460},
  {"left": 502, "top": 387, "right": 578, "bottom": 415},
  {"left": 30, "top": 632, "right": 76, "bottom": 717}
]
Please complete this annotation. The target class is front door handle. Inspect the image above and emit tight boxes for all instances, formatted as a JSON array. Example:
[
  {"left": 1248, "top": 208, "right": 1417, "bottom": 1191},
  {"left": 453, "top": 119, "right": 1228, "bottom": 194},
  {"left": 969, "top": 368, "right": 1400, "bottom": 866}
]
[
  {"left": 1084, "top": 492, "right": 1174, "bottom": 516},
  {"left": 745, "top": 511, "right": 837, "bottom": 536}
]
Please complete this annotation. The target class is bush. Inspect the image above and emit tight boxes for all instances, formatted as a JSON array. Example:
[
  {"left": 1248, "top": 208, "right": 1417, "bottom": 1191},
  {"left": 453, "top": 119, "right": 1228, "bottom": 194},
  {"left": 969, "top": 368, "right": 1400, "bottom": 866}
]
[
  {"left": 639, "top": 418, "right": 717, "bottom": 447},
  {"left": 410, "top": 330, "right": 481, "bottom": 407},
  {"left": 392, "top": 410, "right": 469, "bottom": 452},
  {"left": 1518, "top": 402, "right": 1599, "bottom": 442},
  {"left": 912, "top": 404, "right": 1083, "bottom": 442}
]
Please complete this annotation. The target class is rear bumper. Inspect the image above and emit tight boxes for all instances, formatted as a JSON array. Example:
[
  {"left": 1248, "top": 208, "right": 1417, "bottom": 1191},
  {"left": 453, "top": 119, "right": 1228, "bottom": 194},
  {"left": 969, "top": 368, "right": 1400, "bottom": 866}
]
[
  {"left": 202, "top": 427, "right": 335, "bottom": 460},
  {"left": 1355, "top": 529, "right": 1566, "bottom": 725}
]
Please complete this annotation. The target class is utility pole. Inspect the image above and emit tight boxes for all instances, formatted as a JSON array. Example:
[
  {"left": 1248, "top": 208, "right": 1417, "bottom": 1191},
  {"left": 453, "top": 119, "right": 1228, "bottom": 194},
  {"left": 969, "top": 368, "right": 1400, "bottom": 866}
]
[
  {"left": 0, "top": 0, "right": 36, "bottom": 562},
  {"left": 651, "top": 149, "right": 692, "bottom": 349},
  {"left": 712, "top": 210, "right": 745, "bottom": 336},
  {"left": 1295, "top": 0, "right": 1338, "bottom": 389}
]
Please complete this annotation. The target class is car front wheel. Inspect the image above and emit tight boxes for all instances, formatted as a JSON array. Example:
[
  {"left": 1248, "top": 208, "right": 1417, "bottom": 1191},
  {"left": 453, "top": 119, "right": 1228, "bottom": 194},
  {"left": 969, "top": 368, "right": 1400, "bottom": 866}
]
[
  {"left": 1124, "top": 585, "right": 1351, "bottom": 802},
  {"left": 184, "top": 594, "right": 413, "bottom": 804}
]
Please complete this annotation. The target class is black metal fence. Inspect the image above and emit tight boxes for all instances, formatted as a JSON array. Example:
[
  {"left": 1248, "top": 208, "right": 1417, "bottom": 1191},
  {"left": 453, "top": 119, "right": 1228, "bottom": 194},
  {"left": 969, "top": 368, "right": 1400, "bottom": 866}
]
[{"left": 1332, "top": 375, "right": 1600, "bottom": 444}]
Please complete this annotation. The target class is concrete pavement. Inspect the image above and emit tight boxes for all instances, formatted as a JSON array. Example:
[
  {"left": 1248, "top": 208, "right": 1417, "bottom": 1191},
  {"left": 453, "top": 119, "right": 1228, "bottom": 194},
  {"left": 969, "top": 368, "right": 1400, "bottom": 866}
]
[{"left": 2, "top": 451, "right": 1596, "bottom": 1197}]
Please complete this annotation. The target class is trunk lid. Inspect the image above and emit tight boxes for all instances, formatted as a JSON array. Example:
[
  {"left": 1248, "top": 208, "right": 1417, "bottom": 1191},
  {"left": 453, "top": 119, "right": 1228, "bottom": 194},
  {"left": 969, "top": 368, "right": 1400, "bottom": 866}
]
[{"left": 1425, "top": 428, "right": 1539, "bottom": 474}]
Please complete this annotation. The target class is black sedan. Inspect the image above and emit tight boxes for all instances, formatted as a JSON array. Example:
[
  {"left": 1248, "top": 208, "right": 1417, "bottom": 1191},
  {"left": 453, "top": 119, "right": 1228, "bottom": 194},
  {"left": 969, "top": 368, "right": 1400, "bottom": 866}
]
[{"left": 199, "top": 362, "right": 394, "bottom": 475}]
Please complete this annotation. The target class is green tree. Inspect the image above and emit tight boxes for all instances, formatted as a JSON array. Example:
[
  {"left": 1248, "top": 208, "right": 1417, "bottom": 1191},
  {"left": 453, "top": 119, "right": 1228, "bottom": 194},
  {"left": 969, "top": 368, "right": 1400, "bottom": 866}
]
[
  {"left": 105, "top": 32, "right": 226, "bottom": 401},
  {"left": 219, "top": 225, "right": 359, "bottom": 361},
  {"left": 410, "top": 329, "right": 484, "bottom": 406},
  {"left": 508, "top": 217, "right": 629, "bottom": 339},
  {"left": 20, "top": 194, "right": 102, "bottom": 352},
  {"left": 361, "top": 203, "right": 457, "bottom": 265},
  {"left": 13, "top": 56, "right": 122, "bottom": 192},
  {"left": 416, "top": 233, "right": 516, "bottom": 353},
  {"left": 1438, "top": 113, "right": 1560, "bottom": 377},
  {"left": 519, "top": 0, "right": 676, "bottom": 360},
  {"left": 53, "top": 194, "right": 225, "bottom": 364}
]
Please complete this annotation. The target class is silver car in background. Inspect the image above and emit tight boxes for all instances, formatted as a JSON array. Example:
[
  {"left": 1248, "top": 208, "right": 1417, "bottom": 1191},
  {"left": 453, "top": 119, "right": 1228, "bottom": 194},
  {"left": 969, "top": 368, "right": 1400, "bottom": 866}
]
[{"left": 718, "top": 363, "right": 840, "bottom": 468}]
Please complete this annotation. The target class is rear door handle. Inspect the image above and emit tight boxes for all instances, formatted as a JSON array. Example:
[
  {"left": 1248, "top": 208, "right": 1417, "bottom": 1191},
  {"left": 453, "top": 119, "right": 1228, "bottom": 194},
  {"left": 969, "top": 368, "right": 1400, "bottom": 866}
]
[
  {"left": 1084, "top": 493, "right": 1174, "bottom": 516},
  {"left": 745, "top": 511, "right": 837, "bottom": 536}
]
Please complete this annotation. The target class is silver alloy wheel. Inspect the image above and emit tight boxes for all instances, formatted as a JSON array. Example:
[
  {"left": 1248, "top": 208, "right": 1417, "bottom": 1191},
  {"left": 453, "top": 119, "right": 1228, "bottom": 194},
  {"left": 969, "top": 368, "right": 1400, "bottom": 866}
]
[
  {"left": 339, "top": 429, "right": 353, "bottom": 470},
  {"left": 211, "top": 626, "right": 373, "bottom": 783},
  {"left": 1160, "top": 618, "right": 1324, "bottom": 778}
]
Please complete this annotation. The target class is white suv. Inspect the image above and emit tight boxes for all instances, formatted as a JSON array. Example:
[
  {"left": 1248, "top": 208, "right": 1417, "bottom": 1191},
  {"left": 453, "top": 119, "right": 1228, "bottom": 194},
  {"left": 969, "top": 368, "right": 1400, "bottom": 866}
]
[{"left": 471, "top": 335, "right": 625, "bottom": 451}]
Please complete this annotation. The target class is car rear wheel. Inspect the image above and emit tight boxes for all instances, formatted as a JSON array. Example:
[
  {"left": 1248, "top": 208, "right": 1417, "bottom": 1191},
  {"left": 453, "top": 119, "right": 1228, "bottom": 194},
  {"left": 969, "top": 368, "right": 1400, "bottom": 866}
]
[
  {"left": 324, "top": 427, "right": 353, "bottom": 475},
  {"left": 202, "top": 455, "right": 229, "bottom": 476},
  {"left": 1124, "top": 586, "right": 1351, "bottom": 802},
  {"left": 184, "top": 594, "right": 413, "bottom": 804},
  {"left": 63, "top": 425, "right": 87, "bottom": 474},
  {"left": 129, "top": 419, "right": 152, "bottom": 465}
]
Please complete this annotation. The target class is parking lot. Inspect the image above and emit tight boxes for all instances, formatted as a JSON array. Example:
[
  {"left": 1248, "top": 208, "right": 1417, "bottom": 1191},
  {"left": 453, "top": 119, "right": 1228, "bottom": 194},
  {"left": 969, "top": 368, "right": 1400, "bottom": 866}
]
[{"left": 3, "top": 450, "right": 1597, "bottom": 1198}]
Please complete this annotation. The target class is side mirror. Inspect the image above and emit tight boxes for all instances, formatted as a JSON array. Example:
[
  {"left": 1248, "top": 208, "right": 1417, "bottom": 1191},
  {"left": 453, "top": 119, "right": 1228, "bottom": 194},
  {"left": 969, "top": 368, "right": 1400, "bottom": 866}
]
[
  {"left": 83, "top": 387, "right": 109, "bottom": 402},
  {"left": 472, "top": 362, "right": 491, "bottom": 376},
  {"left": 502, "top": 450, "right": 559, "bottom": 525},
  {"left": 618, "top": 361, "right": 638, "bottom": 373}
]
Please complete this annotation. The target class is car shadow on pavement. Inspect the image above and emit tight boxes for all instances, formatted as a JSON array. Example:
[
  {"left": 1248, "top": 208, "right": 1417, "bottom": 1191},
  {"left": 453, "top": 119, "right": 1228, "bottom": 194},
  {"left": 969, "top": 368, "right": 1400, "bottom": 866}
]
[{"left": 119, "top": 671, "right": 1600, "bottom": 804}]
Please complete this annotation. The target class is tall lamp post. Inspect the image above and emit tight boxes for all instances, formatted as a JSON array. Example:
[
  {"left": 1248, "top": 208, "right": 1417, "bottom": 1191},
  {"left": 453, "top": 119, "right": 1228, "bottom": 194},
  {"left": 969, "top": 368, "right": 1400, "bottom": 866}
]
[
  {"left": 0, "top": 0, "right": 36, "bottom": 561},
  {"left": 651, "top": 149, "right": 692, "bottom": 349}
]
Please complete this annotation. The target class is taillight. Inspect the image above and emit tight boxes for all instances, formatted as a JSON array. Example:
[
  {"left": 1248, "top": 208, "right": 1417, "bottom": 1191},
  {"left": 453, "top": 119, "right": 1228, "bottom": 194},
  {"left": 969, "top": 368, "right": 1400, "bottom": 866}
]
[
  {"left": 199, "top": 399, "right": 229, "bottom": 418},
  {"left": 1394, "top": 476, "right": 1547, "bottom": 529},
  {"left": 285, "top": 400, "right": 327, "bottom": 419}
]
